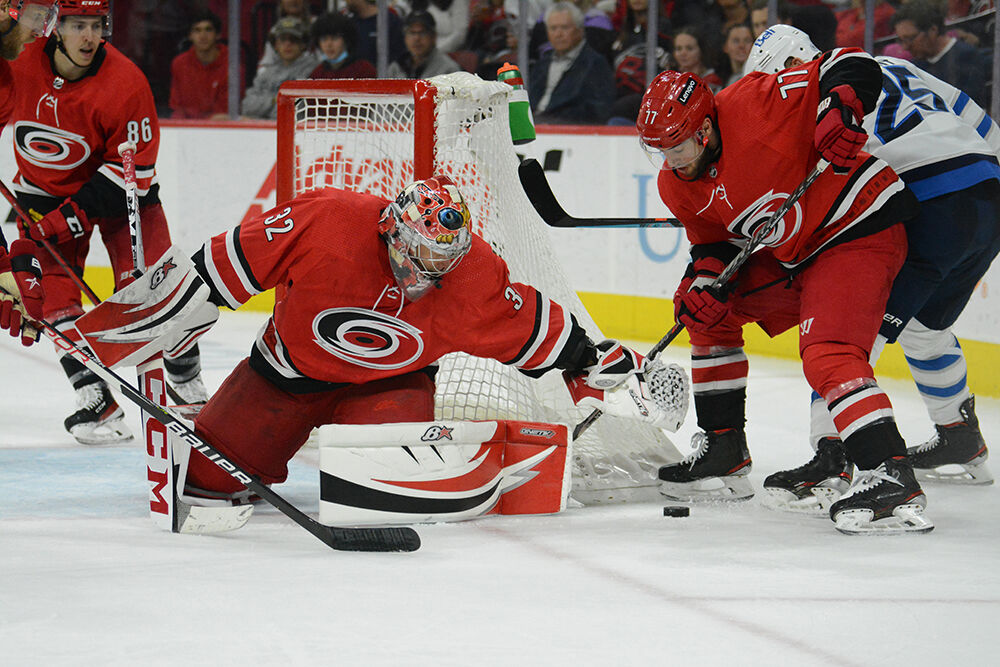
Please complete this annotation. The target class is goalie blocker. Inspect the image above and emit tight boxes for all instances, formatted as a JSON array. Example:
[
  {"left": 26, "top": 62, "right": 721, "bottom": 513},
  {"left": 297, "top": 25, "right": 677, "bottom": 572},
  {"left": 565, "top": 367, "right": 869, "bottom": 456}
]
[{"left": 314, "top": 421, "right": 571, "bottom": 525}]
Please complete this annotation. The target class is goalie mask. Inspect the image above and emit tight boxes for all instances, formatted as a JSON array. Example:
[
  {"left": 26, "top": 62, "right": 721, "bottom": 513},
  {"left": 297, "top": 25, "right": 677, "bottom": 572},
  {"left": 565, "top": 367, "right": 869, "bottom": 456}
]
[
  {"left": 745, "top": 24, "right": 820, "bottom": 76},
  {"left": 6, "top": 1, "right": 59, "bottom": 37},
  {"left": 378, "top": 175, "right": 472, "bottom": 301},
  {"left": 637, "top": 71, "right": 716, "bottom": 172}
]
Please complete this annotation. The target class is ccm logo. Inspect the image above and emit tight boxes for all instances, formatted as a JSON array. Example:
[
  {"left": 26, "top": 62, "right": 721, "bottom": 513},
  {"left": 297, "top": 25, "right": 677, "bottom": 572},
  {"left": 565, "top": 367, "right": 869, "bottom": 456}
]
[{"left": 519, "top": 427, "right": 555, "bottom": 438}]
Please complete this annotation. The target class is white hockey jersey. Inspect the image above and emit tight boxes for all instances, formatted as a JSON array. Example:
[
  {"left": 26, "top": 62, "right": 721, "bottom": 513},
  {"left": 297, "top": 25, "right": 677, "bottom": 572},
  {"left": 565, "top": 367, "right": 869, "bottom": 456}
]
[{"left": 865, "top": 56, "right": 1000, "bottom": 201}]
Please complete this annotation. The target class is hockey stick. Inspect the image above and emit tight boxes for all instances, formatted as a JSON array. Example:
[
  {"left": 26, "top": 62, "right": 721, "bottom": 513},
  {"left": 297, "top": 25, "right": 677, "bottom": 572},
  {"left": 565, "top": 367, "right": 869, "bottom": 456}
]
[
  {"left": 0, "top": 178, "right": 102, "bottom": 305},
  {"left": 518, "top": 158, "right": 683, "bottom": 229},
  {"left": 12, "top": 302, "right": 419, "bottom": 551},
  {"left": 573, "top": 160, "right": 830, "bottom": 440}
]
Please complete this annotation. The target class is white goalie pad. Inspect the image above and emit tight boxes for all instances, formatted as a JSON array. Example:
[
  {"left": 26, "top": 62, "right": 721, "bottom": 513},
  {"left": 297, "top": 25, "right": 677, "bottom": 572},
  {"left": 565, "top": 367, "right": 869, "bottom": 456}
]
[
  {"left": 75, "top": 246, "right": 217, "bottom": 368},
  {"left": 315, "top": 421, "right": 571, "bottom": 526}
]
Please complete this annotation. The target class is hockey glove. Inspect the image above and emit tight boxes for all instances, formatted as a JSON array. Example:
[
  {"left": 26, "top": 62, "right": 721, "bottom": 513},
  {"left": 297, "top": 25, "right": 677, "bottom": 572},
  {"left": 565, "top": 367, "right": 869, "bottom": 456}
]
[
  {"left": 0, "top": 240, "right": 44, "bottom": 346},
  {"left": 674, "top": 256, "right": 730, "bottom": 332},
  {"left": 564, "top": 358, "right": 689, "bottom": 432},
  {"left": 584, "top": 339, "right": 645, "bottom": 390},
  {"left": 814, "top": 85, "right": 867, "bottom": 172},
  {"left": 27, "top": 198, "right": 92, "bottom": 244}
]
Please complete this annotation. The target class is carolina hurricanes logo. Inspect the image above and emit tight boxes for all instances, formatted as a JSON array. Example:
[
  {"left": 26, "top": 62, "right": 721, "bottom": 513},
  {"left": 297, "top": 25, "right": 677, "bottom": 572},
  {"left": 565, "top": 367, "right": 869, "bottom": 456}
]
[
  {"left": 14, "top": 121, "right": 91, "bottom": 170},
  {"left": 729, "top": 189, "right": 804, "bottom": 248},
  {"left": 313, "top": 307, "right": 424, "bottom": 370}
]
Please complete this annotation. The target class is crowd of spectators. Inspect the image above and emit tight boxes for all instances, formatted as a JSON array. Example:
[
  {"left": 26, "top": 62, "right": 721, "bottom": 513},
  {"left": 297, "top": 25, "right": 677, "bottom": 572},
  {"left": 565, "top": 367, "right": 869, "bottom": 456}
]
[{"left": 109, "top": 0, "right": 997, "bottom": 125}]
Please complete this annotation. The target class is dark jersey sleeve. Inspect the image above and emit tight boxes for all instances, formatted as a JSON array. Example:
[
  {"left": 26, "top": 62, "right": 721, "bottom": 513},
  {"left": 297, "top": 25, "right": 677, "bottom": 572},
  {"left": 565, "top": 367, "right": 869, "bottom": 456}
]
[{"left": 817, "top": 48, "right": 883, "bottom": 114}]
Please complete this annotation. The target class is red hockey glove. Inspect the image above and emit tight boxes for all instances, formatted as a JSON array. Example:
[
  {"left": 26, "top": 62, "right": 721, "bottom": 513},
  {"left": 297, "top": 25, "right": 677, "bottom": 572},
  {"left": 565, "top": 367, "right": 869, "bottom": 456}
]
[
  {"left": 674, "top": 256, "right": 730, "bottom": 332},
  {"left": 814, "top": 85, "right": 867, "bottom": 172},
  {"left": 0, "top": 240, "right": 44, "bottom": 346},
  {"left": 27, "top": 198, "right": 91, "bottom": 244}
]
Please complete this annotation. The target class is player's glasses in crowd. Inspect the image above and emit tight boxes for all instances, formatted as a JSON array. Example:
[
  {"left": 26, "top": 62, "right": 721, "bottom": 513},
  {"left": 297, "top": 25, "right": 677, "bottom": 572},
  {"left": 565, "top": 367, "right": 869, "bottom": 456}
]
[
  {"left": 10, "top": 1, "right": 59, "bottom": 37},
  {"left": 641, "top": 129, "right": 709, "bottom": 170}
]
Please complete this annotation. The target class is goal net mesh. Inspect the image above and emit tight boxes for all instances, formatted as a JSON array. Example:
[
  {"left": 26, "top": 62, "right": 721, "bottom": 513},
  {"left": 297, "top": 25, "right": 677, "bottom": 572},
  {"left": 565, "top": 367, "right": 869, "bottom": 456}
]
[{"left": 279, "top": 73, "right": 680, "bottom": 503}]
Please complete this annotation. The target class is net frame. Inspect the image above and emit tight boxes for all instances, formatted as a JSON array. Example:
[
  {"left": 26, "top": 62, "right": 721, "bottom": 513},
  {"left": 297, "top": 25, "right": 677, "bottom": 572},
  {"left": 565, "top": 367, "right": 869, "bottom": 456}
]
[{"left": 276, "top": 74, "right": 680, "bottom": 503}]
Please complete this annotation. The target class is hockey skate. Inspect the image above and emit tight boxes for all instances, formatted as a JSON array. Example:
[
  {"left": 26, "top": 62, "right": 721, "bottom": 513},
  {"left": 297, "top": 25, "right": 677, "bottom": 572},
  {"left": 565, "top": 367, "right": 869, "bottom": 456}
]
[
  {"left": 907, "top": 396, "right": 993, "bottom": 485},
  {"left": 167, "top": 374, "right": 210, "bottom": 406},
  {"left": 64, "top": 382, "right": 134, "bottom": 445},
  {"left": 658, "top": 429, "right": 753, "bottom": 501},
  {"left": 829, "top": 456, "right": 933, "bottom": 535},
  {"left": 762, "top": 438, "right": 853, "bottom": 514}
]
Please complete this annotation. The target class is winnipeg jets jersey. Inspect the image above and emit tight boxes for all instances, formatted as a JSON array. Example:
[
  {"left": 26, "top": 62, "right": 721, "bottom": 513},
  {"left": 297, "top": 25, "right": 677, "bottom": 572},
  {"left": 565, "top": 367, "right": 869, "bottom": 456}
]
[
  {"left": 658, "top": 49, "right": 910, "bottom": 268},
  {"left": 8, "top": 38, "right": 160, "bottom": 216},
  {"left": 194, "top": 187, "right": 582, "bottom": 392},
  {"left": 864, "top": 56, "right": 1000, "bottom": 201}
]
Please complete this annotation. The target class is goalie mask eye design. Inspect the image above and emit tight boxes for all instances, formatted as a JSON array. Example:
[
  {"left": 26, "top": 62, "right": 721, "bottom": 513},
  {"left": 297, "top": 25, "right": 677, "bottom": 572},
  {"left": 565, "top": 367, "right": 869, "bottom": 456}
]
[
  {"left": 745, "top": 24, "right": 821, "bottom": 76},
  {"left": 636, "top": 71, "right": 715, "bottom": 171},
  {"left": 377, "top": 175, "right": 472, "bottom": 300}
]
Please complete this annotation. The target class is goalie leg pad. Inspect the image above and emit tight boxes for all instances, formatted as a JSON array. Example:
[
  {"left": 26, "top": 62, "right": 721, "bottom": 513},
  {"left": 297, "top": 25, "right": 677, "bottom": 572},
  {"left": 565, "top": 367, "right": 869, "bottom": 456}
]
[{"left": 315, "top": 421, "right": 571, "bottom": 525}]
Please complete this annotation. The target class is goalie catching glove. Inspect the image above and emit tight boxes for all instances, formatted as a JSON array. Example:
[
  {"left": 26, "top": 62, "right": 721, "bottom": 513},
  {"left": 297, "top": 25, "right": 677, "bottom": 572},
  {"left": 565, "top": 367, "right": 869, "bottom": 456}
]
[{"left": 564, "top": 340, "right": 689, "bottom": 432}]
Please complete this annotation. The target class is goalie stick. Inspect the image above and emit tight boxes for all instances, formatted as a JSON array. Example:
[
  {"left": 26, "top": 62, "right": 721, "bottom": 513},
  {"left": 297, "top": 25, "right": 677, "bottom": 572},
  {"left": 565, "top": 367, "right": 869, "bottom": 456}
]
[
  {"left": 573, "top": 160, "right": 830, "bottom": 439},
  {"left": 10, "top": 303, "right": 420, "bottom": 552},
  {"left": 518, "top": 158, "right": 683, "bottom": 229}
]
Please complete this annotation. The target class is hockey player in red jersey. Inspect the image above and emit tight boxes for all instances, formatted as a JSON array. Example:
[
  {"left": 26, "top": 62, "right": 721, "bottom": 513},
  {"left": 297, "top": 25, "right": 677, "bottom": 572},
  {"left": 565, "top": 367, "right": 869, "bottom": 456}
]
[
  {"left": 7, "top": 0, "right": 210, "bottom": 444},
  {"left": 174, "top": 176, "right": 677, "bottom": 507},
  {"left": 637, "top": 52, "right": 934, "bottom": 534},
  {"left": 0, "top": 2, "right": 56, "bottom": 345}
]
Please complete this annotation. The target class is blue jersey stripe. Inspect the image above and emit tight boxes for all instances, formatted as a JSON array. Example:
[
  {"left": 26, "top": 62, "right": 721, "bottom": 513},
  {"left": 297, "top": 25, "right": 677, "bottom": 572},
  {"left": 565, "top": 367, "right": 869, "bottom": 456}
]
[
  {"left": 915, "top": 375, "right": 968, "bottom": 398},
  {"left": 953, "top": 92, "right": 970, "bottom": 114},
  {"left": 976, "top": 115, "right": 993, "bottom": 138},
  {"left": 905, "top": 352, "right": 962, "bottom": 371},
  {"left": 903, "top": 158, "right": 1000, "bottom": 200}
]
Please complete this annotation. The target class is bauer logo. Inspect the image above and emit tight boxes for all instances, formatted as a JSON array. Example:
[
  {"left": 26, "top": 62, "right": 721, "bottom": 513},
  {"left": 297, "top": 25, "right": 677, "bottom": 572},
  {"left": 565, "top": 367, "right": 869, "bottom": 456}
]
[
  {"left": 420, "top": 425, "right": 454, "bottom": 441},
  {"left": 678, "top": 79, "right": 697, "bottom": 104},
  {"left": 519, "top": 427, "right": 555, "bottom": 438}
]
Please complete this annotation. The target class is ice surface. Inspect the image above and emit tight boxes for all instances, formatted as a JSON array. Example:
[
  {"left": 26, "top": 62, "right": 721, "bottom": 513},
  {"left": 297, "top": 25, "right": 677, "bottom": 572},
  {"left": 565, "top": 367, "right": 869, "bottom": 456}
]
[{"left": 2, "top": 311, "right": 998, "bottom": 666}]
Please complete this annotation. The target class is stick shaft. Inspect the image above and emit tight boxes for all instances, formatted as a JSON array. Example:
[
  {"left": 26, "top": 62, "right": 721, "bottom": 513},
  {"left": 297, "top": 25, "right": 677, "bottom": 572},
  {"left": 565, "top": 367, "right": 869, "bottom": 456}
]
[{"left": 0, "top": 179, "right": 102, "bottom": 306}]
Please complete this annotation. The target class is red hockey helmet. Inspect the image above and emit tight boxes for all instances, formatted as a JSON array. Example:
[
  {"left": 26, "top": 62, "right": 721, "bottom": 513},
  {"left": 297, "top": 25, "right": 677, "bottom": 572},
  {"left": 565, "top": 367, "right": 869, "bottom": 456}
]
[
  {"left": 57, "top": 0, "right": 109, "bottom": 15},
  {"left": 637, "top": 71, "right": 716, "bottom": 169},
  {"left": 378, "top": 175, "right": 473, "bottom": 300},
  {"left": 7, "top": 1, "right": 59, "bottom": 37}
]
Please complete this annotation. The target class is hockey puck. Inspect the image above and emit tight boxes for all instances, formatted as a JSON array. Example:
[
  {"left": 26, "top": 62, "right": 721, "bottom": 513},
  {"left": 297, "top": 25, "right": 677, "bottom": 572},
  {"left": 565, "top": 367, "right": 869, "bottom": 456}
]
[{"left": 663, "top": 505, "right": 690, "bottom": 517}]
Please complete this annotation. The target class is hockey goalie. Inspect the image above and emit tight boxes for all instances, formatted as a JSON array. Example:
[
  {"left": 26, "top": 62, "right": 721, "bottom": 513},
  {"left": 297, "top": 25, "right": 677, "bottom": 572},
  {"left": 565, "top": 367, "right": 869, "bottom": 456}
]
[{"left": 76, "top": 175, "right": 688, "bottom": 529}]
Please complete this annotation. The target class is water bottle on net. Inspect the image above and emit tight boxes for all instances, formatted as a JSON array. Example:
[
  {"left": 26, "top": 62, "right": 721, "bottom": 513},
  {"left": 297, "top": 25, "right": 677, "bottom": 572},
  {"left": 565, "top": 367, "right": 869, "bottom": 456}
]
[{"left": 497, "top": 62, "right": 536, "bottom": 145}]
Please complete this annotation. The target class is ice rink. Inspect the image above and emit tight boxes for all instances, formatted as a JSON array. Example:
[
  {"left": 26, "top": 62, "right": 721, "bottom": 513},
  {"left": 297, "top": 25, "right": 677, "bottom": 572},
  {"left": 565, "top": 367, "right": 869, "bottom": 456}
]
[{"left": 2, "top": 310, "right": 998, "bottom": 666}]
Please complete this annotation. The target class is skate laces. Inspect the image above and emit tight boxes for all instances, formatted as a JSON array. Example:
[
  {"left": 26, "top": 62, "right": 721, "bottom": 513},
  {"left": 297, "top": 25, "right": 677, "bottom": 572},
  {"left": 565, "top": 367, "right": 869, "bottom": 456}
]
[
  {"left": 846, "top": 463, "right": 902, "bottom": 496},
  {"left": 914, "top": 430, "right": 942, "bottom": 453},
  {"left": 682, "top": 432, "right": 710, "bottom": 466},
  {"left": 75, "top": 383, "right": 106, "bottom": 411}
]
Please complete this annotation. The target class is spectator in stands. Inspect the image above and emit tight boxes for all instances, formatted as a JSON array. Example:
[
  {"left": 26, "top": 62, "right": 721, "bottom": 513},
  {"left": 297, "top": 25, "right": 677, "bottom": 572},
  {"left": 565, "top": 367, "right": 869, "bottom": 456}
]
[
  {"left": 893, "top": 0, "right": 988, "bottom": 107},
  {"left": 345, "top": 0, "right": 405, "bottom": 68},
  {"left": 169, "top": 10, "right": 242, "bottom": 120},
  {"left": 241, "top": 17, "right": 318, "bottom": 119},
  {"left": 835, "top": 0, "right": 895, "bottom": 48},
  {"left": 386, "top": 11, "right": 461, "bottom": 78},
  {"left": 718, "top": 22, "right": 752, "bottom": 86},
  {"left": 671, "top": 25, "right": 722, "bottom": 92},
  {"left": 532, "top": 0, "right": 616, "bottom": 63},
  {"left": 749, "top": 0, "right": 791, "bottom": 37},
  {"left": 309, "top": 12, "right": 376, "bottom": 79},
  {"left": 528, "top": 2, "right": 615, "bottom": 124},
  {"left": 607, "top": 0, "right": 670, "bottom": 124},
  {"left": 412, "top": 0, "right": 470, "bottom": 54},
  {"left": 253, "top": 0, "right": 317, "bottom": 81},
  {"left": 791, "top": 3, "right": 838, "bottom": 53},
  {"left": 718, "top": 0, "right": 750, "bottom": 34}
]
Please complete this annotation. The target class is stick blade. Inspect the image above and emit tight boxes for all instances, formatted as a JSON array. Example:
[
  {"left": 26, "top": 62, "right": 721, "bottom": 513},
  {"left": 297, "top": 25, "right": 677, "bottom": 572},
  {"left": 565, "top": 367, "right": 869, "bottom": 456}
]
[
  {"left": 323, "top": 526, "right": 422, "bottom": 552},
  {"left": 518, "top": 158, "right": 570, "bottom": 226}
]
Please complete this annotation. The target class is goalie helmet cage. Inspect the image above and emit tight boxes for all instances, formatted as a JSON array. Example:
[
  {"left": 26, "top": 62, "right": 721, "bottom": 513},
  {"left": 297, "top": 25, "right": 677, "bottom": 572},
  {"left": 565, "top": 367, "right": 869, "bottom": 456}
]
[{"left": 275, "top": 72, "right": 680, "bottom": 504}]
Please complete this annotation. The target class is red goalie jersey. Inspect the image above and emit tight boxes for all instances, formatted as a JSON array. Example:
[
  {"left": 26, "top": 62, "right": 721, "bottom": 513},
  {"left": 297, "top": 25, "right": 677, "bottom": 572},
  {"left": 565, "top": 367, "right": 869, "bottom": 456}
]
[
  {"left": 658, "top": 49, "right": 908, "bottom": 268},
  {"left": 193, "top": 187, "right": 583, "bottom": 391},
  {"left": 8, "top": 38, "right": 160, "bottom": 210}
]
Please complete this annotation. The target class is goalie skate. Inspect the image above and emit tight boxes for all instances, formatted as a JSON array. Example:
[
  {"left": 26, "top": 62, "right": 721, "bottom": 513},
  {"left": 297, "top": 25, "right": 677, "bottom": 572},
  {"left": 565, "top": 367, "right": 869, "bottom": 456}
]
[
  {"left": 658, "top": 429, "right": 753, "bottom": 502},
  {"left": 167, "top": 374, "right": 209, "bottom": 406},
  {"left": 176, "top": 499, "right": 254, "bottom": 534},
  {"left": 907, "top": 397, "right": 993, "bottom": 485},
  {"left": 830, "top": 456, "right": 934, "bottom": 535},
  {"left": 64, "top": 382, "right": 134, "bottom": 445},
  {"left": 762, "top": 438, "right": 853, "bottom": 514}
]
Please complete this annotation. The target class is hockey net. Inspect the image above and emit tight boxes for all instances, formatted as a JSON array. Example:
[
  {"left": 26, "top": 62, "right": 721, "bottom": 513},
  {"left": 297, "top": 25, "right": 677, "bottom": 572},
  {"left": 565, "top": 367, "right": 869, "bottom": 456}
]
[{"left": 276, "top": 73, "right": 681, "bottom": 504}]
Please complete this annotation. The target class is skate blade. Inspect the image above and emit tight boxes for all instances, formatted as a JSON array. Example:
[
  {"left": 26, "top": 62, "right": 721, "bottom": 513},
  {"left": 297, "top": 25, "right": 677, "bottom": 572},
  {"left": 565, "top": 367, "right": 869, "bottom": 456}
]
[
  {"left": 69, "top": 419, "right": 135, "bottom": 446},
  {"left": 660, "top": 475, "right": 754, "bottom": 503},
  {"left": 834, "top": 503, "right": 934, "bottom": 535},
  {"left": 177, "top": 502, "right": 254, "bottom": 534},
  {"left": 915, "top": 462, "right": 994, "bottom": 486},
  {"left": 760, "top": 487, "right": 826, "bottom": 515},
  {"left": 810, "top": 486, "right": 844, "bottom": 512}
]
